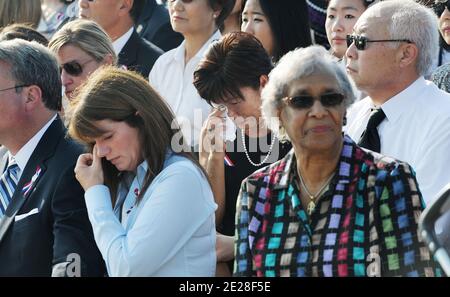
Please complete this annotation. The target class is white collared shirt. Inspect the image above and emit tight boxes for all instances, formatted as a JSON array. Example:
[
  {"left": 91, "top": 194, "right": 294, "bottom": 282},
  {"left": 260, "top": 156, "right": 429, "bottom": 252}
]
[
  {"left": 112, "top": 27, "right": 134, "bottom": 55},
  {"left": 8, "top": 114, "right": 57, "bottom": 179},
  {"left": 149, "top": 31, "right": 221, "bottom": 146},
  {"left": 346, "top": 77, "right": 450, "bottom": 205}
]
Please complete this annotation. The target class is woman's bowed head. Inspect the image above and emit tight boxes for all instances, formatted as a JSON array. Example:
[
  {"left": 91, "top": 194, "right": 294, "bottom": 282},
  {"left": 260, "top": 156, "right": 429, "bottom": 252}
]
[{"left": 69, "top": 66, "right": 194, "bottom": 203}]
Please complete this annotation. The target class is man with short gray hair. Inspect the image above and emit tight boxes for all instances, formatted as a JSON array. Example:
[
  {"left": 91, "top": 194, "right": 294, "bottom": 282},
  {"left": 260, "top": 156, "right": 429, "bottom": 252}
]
[
  {"left": 346, "top": 0, "right": 450, "bottom": 206},
  {"left": 0, "top": 39, "right": 104, "bottom": 276}
]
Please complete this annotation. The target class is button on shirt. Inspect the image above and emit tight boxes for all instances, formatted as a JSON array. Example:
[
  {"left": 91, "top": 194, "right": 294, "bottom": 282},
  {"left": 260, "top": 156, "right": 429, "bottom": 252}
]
[
  {"left": 149, "top": 31, "right": 221, "bottom": 147},
  {"left": 84, "top": 153, "right": 217, "bottom": 276},
  {"left": 346, "top": 77, "right": 450, "bottom": 205}
]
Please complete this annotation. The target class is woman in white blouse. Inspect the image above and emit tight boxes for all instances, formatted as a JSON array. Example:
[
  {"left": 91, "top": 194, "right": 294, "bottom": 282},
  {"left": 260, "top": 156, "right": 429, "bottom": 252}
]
[
  {"left": 71, "top": 66, "right": 217, "bottom": 276},
  {"left": 149, "top": 0, "right": 234, "bottom": 147}
]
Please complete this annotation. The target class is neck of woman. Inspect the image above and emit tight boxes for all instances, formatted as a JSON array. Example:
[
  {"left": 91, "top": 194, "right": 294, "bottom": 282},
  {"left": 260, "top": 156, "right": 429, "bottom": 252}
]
[
  {"left": 184, "top": 26, "right": 217, "bottom": 64},
  {"left": 295, "top": 139, "right": 342, "bottom": 193},
  {"left": 243, "top": 117, "right": 269, "bottom": 138}
]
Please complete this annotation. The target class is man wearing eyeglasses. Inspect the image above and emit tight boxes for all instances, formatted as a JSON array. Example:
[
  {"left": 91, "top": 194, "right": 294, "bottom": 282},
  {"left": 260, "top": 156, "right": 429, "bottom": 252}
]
[
  {"left": 0, "top": 40, "right": 105, "bottom": 276},
  {"left": 345, "top": 0, "right": 450, "bottom": 208},
  {"left": 78, "top": 0, "right": 163, "bottom": 78}
]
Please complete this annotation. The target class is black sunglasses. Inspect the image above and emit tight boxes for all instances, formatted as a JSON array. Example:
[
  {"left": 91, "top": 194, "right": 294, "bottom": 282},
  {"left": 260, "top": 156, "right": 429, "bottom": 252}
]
[
  {"left": 346, "top": 34, "right": 412, "bottom": 51},
  {"left": 434, "top": 0, "right": 450, "bottom": 15},
  {"left": 283, "top": 93, "right": 345, "bottom": 109},
  {"left": 60, "top": 59, "right": 95, "bottom": 76}
]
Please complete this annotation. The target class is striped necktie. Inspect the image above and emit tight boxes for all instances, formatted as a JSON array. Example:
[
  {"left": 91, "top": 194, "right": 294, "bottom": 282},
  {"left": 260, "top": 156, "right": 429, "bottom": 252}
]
[{"left": 0, "top": 161, "right": 20, "bottom": 218}]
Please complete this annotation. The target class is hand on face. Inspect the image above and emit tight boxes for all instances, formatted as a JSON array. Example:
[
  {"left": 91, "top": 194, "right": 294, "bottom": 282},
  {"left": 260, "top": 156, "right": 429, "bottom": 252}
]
[
  {"left": 199, "top": 107, "right": 228, "bottom": 160},
  {"left": 74, "top": 145, "right": 104, "bottom": 191}
]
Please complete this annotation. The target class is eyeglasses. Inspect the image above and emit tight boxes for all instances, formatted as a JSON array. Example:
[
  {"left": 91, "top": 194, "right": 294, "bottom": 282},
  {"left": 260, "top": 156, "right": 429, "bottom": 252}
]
[
  {"left": 283, "top": 92, "right": 345, "bottom": 109},
  {"left": 0, "top": 85, "right": 29, "bottom": 93},
  {"left": 59, "top": 59, "right": 95, "bottom": 76},
  {"left": 346, "top": 34, "right": 412, "bottom": 51},
  {"left": 434, "top": 0, "right": 450, "bottom": 15}
]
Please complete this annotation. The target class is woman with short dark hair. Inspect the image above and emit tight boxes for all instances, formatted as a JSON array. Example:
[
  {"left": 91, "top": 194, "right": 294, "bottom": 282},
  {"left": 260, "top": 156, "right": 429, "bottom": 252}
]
[{"left": 193, "top": 31, "right": 292, "bottom": 276}]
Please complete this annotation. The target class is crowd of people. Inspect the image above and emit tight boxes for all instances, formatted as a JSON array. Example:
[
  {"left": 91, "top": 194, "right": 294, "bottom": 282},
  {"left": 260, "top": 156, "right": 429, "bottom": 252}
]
[{"left": 0, "top": 0, "right": 448, "bottom": 277}]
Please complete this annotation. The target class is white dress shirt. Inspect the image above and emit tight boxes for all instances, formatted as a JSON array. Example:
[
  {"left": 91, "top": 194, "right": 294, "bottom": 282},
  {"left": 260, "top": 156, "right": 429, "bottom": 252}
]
[
  {"left": 84, "top": 153, "right": 217, "bottom": 276},
  {"left": 346, "top": 77, "right": 450, "bottom": 205},
  {"left": 149, "top": 31, "right": 221, "bottom": 146},
  {"left": 112, "top": 27, "right": 134, "bottom": 55},
  {"left": 8, "top": 114, "right": 57, "bottom": 179}
]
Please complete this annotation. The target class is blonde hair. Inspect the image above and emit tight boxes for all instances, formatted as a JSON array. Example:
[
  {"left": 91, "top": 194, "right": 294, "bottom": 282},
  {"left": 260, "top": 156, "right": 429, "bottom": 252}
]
[
  {"left": 0, "top": 0, "right": 41, "bottom": 28},
  {"left": 49, "top": 19, "right": 117, "bottom": 65}
]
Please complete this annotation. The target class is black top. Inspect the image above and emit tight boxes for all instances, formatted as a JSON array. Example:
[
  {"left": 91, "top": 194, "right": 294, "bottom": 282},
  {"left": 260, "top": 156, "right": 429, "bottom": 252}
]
[
  {"left": 118, "top": 30, "right": 164, "bottom": 78},
  {"left": 219, "top": 130, "right": 292, "bottom": 236}
]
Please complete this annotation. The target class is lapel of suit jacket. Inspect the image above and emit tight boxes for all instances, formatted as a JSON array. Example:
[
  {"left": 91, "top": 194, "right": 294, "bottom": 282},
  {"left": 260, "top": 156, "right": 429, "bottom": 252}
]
[
  {"left": 0, "top": 117, "right": 66, "bottom": 243},
  {"left": 118, "top": 30, "right": 139, "bottom": 68}
]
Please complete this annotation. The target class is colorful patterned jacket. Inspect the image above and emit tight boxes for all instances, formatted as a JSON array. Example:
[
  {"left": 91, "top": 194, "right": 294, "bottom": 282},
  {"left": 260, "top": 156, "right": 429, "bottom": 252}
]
[{"left": 234, "top": 135, "right": 441, "bottom": 277}]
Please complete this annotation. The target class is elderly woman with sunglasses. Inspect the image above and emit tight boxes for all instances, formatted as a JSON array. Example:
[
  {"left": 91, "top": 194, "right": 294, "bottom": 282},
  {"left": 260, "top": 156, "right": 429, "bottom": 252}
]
[
  {"left": 431, "top": 0, "right": 450, "bottom": 91},
  {"left": 49, "top": 19, "right": 117, "bottom": 102},
  {"left": 233, "top": 45, "right": 441, "bottom": 277}
]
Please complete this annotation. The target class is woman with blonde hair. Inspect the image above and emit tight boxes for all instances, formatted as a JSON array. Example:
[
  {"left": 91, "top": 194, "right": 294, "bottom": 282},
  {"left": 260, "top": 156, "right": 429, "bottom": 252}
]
[
  {"left": 0, "top": 0, "right": 42, "bottom": 28},
  {"left": 70, "top": 66, "right": 217, "bottom": 276},
  {"left": 49, "top": 19, "right": 117, "bottom": 101}
]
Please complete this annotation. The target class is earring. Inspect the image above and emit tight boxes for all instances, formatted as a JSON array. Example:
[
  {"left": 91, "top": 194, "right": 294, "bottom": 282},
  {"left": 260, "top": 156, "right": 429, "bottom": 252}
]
[{"left": 343, "top": 116, "right": 347, "bottom": 126}]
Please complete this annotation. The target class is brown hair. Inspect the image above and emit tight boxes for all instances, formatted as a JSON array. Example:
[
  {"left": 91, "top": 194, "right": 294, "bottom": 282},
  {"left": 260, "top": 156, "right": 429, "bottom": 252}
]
[
  {"left": 0, "top": 23, "right": 48, "bottom": 46},
  {"left": 69, "top": 66, "right": 207, "bottom": 205},
  {"left": 0, "top": 0, "right": 41, "bottom": 29}
]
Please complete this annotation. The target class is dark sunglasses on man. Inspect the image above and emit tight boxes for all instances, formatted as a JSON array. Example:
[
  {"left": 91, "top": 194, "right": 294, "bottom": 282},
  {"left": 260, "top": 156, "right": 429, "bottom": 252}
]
[
  {"left": 346, "top": 34, "right": 412, "bottom": 51},
  {"left": 283, "top": 92, "right": 345, "bottom": 109},
  {"left": 434, "top": 0, "right": 450, "bottom": 15},
  {"left": 60, "top": 59, "right": 95, "bottom": 76}
]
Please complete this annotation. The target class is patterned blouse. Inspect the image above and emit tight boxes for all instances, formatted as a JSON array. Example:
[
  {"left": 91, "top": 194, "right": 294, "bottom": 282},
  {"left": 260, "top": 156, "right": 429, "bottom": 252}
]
[{"left": 234, "top": 135, "right": 441, "bottom": 277}]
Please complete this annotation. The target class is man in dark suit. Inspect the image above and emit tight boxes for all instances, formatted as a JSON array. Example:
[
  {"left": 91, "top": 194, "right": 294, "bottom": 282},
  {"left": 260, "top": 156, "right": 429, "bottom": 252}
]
[
  {"left": 79, "top": 0, "right": 163, "bottom": 78},
  {"left": 0, "top": 39, "right": 105, "bottom": 276},
  {"left": 136, "top": 0, "right": 183, "bottom": 52}
]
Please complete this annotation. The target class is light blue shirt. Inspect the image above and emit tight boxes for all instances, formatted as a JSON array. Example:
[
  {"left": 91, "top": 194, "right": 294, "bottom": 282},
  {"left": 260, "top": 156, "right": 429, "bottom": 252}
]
[{"left": 84, "top": 153, "right": 217, "bottom": 276}]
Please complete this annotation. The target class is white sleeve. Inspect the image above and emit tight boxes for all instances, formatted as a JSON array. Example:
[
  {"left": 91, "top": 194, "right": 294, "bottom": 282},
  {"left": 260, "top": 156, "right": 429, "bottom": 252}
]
[{"left": 85, "top": 164, "right": 216, "bottom": 276}]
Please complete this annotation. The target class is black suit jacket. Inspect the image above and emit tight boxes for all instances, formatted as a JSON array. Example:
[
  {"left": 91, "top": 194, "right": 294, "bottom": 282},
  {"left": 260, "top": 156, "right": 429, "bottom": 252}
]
[
  {"left": 136, "top": 0, "right": 183, "bottom": 52},
  {"left": 0, "top": 117, "right": 105, "bottom": 276},
  {"left": 118, "top": 29, "right": 163, "bottom": 78}
]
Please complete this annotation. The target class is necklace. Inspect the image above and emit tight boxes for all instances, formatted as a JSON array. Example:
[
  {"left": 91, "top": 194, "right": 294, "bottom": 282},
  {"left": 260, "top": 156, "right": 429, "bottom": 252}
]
[
  {"left": 298, "top": 171, "right": 335, "bottom": 216},
  {"left": 241, "top": 129, "right": 277, "bottom": 167}
]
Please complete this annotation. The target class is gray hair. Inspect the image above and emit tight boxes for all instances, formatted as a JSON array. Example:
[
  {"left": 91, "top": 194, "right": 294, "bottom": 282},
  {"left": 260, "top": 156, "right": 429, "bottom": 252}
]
[
  {"left": 0, "top": 39, "right": 61, "bottom": 111},
  {"left": 261, "top": 45, "right": 355, "bottom": 140},
  {"left": 363, "top": 0, "right": 439, "bottom": 77},
  {"left": 49, "top": 19, "right": 117, "bottom": 65}
]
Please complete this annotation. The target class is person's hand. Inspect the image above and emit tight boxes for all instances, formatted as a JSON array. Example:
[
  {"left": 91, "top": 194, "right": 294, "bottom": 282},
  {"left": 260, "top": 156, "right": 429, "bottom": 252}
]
[
  {"left": 199, "top": 108, "right": 227, "bottom": 165},
  {"left": 74, "top": 145, "right": 104, "bottom": 191},
  {"left": 216, "top": 233, "right": 235, "bottom": 262}
]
